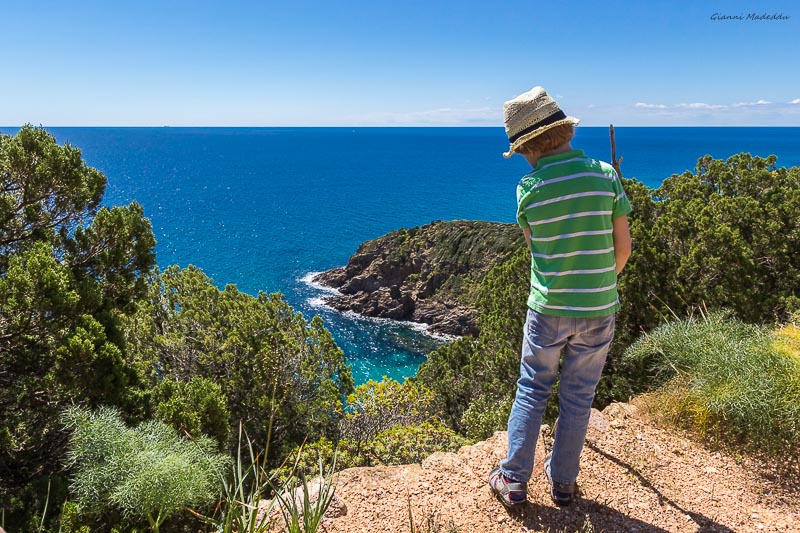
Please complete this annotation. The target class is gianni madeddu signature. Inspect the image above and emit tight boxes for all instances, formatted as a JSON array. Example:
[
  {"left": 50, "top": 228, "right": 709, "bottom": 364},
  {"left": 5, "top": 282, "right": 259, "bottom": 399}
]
[{"left": 711, "top": 12, "right": 791, "bottom": 21}]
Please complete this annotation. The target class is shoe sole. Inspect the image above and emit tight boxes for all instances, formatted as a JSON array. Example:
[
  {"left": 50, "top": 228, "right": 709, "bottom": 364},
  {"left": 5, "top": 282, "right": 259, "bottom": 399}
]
[
  {"left": 491, "top": 488, "right": 526, "bottom": 509},
  {"left": 544, "top": 455, "right": 575, "bottom": 507},
  {"left": 489, "top": 468, "right": 527, "bottom": 509}
]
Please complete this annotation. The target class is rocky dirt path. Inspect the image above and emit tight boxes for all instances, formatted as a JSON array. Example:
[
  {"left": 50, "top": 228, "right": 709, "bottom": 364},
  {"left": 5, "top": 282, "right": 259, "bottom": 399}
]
[{"left": 316, "top": 403, "right": 799, "bottom": 532}]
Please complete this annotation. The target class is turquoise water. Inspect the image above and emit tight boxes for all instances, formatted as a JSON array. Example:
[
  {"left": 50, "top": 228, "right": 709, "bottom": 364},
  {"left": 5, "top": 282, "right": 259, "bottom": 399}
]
[{"left": 3, "top": 126, "right": 798, "bottom": 384}]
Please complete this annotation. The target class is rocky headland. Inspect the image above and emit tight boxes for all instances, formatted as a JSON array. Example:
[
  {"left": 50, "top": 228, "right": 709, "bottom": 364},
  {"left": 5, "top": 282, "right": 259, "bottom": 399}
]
[{"left": 313, "top": 220, "right": 524, "bottom": 336}]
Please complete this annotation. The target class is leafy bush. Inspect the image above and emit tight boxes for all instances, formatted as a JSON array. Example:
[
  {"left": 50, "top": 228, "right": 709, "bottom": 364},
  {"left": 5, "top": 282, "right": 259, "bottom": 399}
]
[
  {"left": 339, "top": 377, "right": 437, "bottom": 454},
  {"left": 369, "top": 422, "right": 466, "bottom": 465},
  {"left": 152, "top": 377, "right": 231, "bottom": 450},
  {"left": 624, "top": 311, "right": 800, "bottom": 454},
  {"left": 616, "top": 153, "right": 800, "bottom": 349},
  {"left": 272, "top": 438, "right": 364, "bottom": 484},
  {"left": 63, "top": 406, "right": 229, "bottom": 532},
  {"left": 418, "top": 246, "right": 530, "bottom": 432},
  {"left": 123, "top": 265, "right": 354, "bottom": 461},
  {"left": 276, "top": 379, "right": 464, "bottom": 479},
  {"left": 56, "top": 501, "right": 92, "bottom": 533},
  {"left": 460, "top": 395, "right": 513, "bottom": 441},
  {"left": 275, "top": 421, "right": 465, "bottom": 483}
]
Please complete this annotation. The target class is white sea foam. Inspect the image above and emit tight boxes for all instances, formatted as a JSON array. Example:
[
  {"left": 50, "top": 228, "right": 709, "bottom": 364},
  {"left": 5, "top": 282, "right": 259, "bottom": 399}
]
[
  {"left": 298, "top": 271, "right": 343, "bottom": 296},
  {"left": 307, "top": 296, "right": 328, "bottom": 309},
  {"left": 340, "top": 310, "right": 459, "bottom": 343}
]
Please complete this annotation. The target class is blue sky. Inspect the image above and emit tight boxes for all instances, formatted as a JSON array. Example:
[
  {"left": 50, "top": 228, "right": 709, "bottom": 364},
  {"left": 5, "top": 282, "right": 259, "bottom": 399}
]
[{"left": 2, "top": 0, "right": 799, "bottom": 126}]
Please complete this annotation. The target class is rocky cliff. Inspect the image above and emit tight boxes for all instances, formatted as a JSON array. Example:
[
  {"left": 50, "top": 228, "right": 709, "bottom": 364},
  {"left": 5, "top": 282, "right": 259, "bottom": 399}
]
[{"left": 313, "top": 220, "right": 525, "bottom": 336}]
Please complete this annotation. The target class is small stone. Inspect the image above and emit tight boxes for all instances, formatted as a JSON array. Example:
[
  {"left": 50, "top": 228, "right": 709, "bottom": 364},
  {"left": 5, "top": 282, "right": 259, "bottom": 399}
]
[
  {"left": 587, "top": 408, "right": 610, "bottom": 434},
  {"left": 497, "top": 514, "right": 507, "bottom": 523},
  {"left": 705, "top": 466, "right": 719, "bottom": 474}
]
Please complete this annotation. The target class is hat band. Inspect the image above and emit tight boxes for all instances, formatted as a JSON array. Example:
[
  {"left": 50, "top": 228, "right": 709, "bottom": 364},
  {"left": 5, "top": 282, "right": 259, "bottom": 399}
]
[{"left": 508, "top": 110, "right": 567, "bottom": 143}]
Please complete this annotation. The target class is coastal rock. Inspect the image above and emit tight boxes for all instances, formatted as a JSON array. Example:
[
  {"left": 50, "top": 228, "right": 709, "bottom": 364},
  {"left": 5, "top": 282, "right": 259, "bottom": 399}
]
[
  {"left": 412, "top": 300, "right": 476, "bottom": 336},
  {"left": 258, "top": 476, "right": 348, "bottom": 524},
  {"left": 326, "top": 285, "right": 413, "bottom": 320},
  {"left": 313, "top": 221, "right": 524, "bottom": 336}
]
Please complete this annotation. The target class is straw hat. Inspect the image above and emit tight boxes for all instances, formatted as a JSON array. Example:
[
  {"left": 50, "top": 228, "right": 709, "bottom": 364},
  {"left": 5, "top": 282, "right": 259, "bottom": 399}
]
[{"left": 502, "top": 87, "right": 580, "bottom": 158}]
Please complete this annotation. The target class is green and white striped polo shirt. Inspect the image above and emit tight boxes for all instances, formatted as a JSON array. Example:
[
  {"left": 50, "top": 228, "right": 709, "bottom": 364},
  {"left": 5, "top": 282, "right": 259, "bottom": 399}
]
[{"left": 516, "top": 149, "right": 632, "bottom": 317}]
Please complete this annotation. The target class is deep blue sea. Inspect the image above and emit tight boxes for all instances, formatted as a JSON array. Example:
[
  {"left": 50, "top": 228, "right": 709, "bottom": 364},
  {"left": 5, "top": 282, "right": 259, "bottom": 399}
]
[{"left": 3, "top": 126, "right": 798, "bottom": 384}]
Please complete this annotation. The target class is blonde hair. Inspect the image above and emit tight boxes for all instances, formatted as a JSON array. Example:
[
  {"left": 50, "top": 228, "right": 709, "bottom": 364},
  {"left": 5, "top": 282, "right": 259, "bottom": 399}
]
[{"left": 517, "top": 124, "right": 575, "bottom": 159}]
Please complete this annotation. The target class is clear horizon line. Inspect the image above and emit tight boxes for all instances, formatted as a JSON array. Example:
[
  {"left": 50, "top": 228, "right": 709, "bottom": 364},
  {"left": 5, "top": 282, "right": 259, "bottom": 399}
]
[{"left": 3, "top": 124, "right": 800, "bottom": 129}]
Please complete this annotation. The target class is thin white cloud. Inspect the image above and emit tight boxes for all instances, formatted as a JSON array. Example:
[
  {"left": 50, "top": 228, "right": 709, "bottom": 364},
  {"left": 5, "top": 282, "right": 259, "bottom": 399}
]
[
  {"left": 733, "top": 100, "right": 771, "bottom": 107},
  {"left": 634, "top": 99, "right": 779, "bottom": 111},
  {"left": 636, "top": 102, "right": 726, "bottom": 110},
  {"left": 624, "top": 97, "right": 800, "bottom": 125},
  {"left": 675, "top": 102, "right": 726, "bottom": 110}
]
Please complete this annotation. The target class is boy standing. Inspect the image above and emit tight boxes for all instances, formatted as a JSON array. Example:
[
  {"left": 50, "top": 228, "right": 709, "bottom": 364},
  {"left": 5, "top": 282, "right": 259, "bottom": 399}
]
[{"left": 489, "top": 87, "right": 632, "bottom": 507}]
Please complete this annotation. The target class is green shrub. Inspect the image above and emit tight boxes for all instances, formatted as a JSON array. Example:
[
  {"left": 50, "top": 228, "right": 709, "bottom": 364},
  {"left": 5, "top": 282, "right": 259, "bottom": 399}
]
[
  {"left": 616, "top": 154, "right": 800, "bottom": 348},
  {"left": 624, "top": 311, "right": 800, "bottom": 454},
  {"left": 123, "top": 265, "right": 354, "bottom": 463},
  {"left": 369, "top": 422, "right": 466, "bottom": 465},
  {"left": 56, "top": 501, "right": 91, "bottom": 533},
  {"left": 339, "top": 378, "right": 436, "bottom": 454},
  {"left": 272, "top": 437, "right": 364, "bottom": 484},
  {"left": 418, "top": 246, "right": 528, "bottom": 432},
  {"left": 152, "top": 377, "right": 230, "bottom": 450},
  {"left": 62, "top": 406, "right": 229, "bottom": 532},
  {"left": 460, "top": 395, "right": 513, "bottom": 441},
  {"left": 276, "top": 420, "right": 465, "bottom": 478}
]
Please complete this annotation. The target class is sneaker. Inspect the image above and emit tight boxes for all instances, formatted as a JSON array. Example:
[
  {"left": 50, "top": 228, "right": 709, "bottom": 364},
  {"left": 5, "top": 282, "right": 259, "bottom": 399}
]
[
  {"left": 488, "top": 467, "right": 527, "bottom": 508},
  {"left": 544, "top": 455, "right": 575, "bottom": 507}
]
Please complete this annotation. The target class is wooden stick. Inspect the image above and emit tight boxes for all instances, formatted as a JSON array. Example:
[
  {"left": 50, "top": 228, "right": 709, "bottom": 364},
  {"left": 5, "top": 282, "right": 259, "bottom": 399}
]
[{"left": 610, "top": 124, "right": 623, "bottom": 178}]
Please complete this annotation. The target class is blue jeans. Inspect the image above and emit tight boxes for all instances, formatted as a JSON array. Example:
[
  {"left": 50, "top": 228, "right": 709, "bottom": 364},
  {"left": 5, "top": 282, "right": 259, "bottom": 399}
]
[{"left": 501, "top": 309, "right": 615, "bottom": 486}]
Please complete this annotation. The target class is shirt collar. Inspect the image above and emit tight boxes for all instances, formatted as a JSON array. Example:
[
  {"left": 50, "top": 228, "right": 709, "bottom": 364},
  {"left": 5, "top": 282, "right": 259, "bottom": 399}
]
[{"left": 535, "top": 149, "right": 586, "bottom": 170}]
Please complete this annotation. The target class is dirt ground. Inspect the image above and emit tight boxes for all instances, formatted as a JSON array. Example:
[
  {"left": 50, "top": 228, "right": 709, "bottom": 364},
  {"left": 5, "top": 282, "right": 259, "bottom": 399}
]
[{"left": 311, "top": 402, "right": 799, "bottom": 532}]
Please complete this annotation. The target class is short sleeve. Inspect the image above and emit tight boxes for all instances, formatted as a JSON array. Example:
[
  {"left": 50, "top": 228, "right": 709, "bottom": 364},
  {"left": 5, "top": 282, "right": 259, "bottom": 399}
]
[
  {"left": 611, "top": 173, "right": 632, "bottom": 218},
  {"left": 516, "top": 182, "right": 529, "bottom": 229}
]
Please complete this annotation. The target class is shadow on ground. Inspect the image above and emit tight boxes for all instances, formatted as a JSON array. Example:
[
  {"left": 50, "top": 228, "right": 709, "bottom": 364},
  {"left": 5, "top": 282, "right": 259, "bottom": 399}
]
[{"left": 495, "top": 442, "right": 734, "bottom": 532}]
